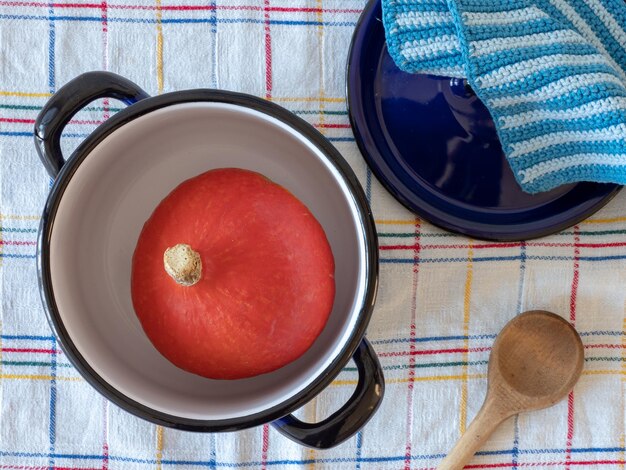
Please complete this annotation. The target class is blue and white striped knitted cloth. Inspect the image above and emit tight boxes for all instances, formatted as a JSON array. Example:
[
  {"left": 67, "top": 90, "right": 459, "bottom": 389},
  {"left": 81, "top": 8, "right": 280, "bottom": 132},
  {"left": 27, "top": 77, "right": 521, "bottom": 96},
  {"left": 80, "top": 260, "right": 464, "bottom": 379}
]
[{"left": 382, "top": 0, "right": 626, "bottom": 193}]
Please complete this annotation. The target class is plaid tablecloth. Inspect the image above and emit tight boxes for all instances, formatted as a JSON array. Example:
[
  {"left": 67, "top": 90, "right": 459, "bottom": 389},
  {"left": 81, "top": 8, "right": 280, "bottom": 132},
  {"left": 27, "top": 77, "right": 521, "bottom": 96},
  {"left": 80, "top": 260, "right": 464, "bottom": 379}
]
[{"left": 1, "top": 1, "right": 626, "bottom": 469}]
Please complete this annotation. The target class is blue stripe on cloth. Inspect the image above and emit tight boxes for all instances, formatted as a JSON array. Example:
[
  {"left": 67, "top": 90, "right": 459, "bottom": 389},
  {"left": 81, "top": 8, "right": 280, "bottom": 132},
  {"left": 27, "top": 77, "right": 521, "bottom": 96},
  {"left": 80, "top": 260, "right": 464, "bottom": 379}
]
[
  {"left": 501, "top": 109, "right": 626, "bottom": 143},
  {"left": 512, "top": 241, "right": 526, "bottom": 469},
  {"left": 209, "top": 433, "right": 217, "bottom": 470},
  {"left": 606, "top": 0, "right": 626, "bottom": 30},
  {"left": 451, "top": 0, "right": 530, "bottom": 13},
  {"left": 533, "top": 0, "right": 575, "bottom": 29},
  {"left": 7, "top": 253, "right": 626, "bottom": 264},
  {"left": 570, "top": 0, "right": 626, "bottom": 67},
  {"left": 6, "top": 252, "right": 626, "bottom": 262},
  {"left": 355, "top": 431, "right": 363, "bottom": 470},
  {"left": 505, "top": 141, "right": 626, "bottom": 168},
  {"left": 387, "top": 0, "right": 450, "bottom": 13},
  {"left": 48, "top": 337, "right": 57, "bottom": 470},
  {"left": 392, "top": 24, "right": 462, "bottom": 42},
  {"left": 47, "top": 1, "right": 55, "bottom": 93},
  {"left": 373, "top": 334, "right": 497, "bottom": 344},
  {"left": 210, "top": 0, "right": 217, "bottom": 89},
  {"left": 459, "top": 18, "right": 563, "bottom": 41},
  {"left": 496, "top": 82, "right": 626, "bottom": 115},
  {"left": 0, "top": 330, "right": 617, "bottom": 346},
  {"left": 512, "top": 414, "right": 521, "bottom": 469},
  {"left": 1, "top": 334, "right": 56, "bottom": 340},
  {"left": 480, "top": 64, "right": 621, "bottom": 97},
  {"left": 474, "top": 43, "right": 600, "bottom": 74},
  {"left": 522, "top": 169, "right": 626, "bottom": 192},
  {"left": 393, "top": 16, "right": 456, "bottom": 32},
  {"left": 0, "top": 227, "right": 37, "bottom": 233},
  {"left": 1, "top": 446, "right": 625, "bottom": 466},
  {"left": 404, "top": 51, "right": 465, "bottom": 73},
  {"left": 0, "top": 132, "right": 90, "bottom": 138},
  {"left": 0, "top": 14, "right": 357, "bottom": 27}
]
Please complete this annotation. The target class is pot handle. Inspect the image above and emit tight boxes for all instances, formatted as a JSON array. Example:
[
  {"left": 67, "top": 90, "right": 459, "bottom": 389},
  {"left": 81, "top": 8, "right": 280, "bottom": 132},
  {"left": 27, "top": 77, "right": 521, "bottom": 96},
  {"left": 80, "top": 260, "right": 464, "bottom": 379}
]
[
  {"left": 271, "top": 338, "right": 384, "bottom": 449},
  {"left": 34, "top": 71, "right": 150, "bottom": 178}
]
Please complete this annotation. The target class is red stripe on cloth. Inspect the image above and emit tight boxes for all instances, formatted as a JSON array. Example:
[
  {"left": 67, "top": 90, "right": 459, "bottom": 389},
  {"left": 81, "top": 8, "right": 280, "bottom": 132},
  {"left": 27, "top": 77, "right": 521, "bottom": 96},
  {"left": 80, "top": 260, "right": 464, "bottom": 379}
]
[
  {"left": 55, "top": 467, "right": 101, "bottom": 470},
  {"left": 162, "top": 5, "right": 362, "bottom": 13},
  {"left": 0, "top": 467, "right": 101, "bottom": 470},
  {"left": 2, "top": 348, "right": 58, "bottom": 354},
  {"left": 263, "top": 0, "right": 272, "bottom": 99},
  {"left": 0, "top": 118, "right": 34, "bottom": 123},
  {"left": 569, "top": 228, "right": 580, "bottom": 325},
  {"left": 566, "top": 392, "right": 575, "bottom": 465},
  {"left": 577, "top": 242, "right": 626, "bottom": 248},
  {"left": 379, "top": 347, "right": 491, "bottom": 358},
  {"left": 0, "top": 467, "right": 100, "bottom": 470},
  {"left": 377, "top": 342, "right": 619, "bottom": 359},
  {"left": 102, "top": 398, "right": 109, "bottom": 470},
  {"left": 102, "top": 98, "right": 110, "bottom": 121},
  {"left": 314, "top": 123, "right": 350, "bottom": 129},
  {"left": 380, "top": 243, "right": 519, "bottom": 250},
  {"left": 0, "top": 118, "right": 102, "bottom": 125},
  {"left": 260, "top": 424, "right": 269, "bottom": 470},
  {"left": 405, "top": 219, "right": 421, "bottom": 469},
  {"left": 102, "top": 442, "right": 109, "bottom": 470},
  {"left": 565, "top": 226, "right": 580, "bottom": 470},
  {"left": 464, "top": 460, "right": 626, "bottom": 468},
  {"left": 380, "top": 241, "right": 626, "bottom": 251},
  {"left": 0, "top": 1, "right": 361, "bottom": 13},
  {"left": 262, "top": 6, "right": 361, "bottom": 13},
  {"left": 101, "top": 0, "right": 108, "bottom": 122}
]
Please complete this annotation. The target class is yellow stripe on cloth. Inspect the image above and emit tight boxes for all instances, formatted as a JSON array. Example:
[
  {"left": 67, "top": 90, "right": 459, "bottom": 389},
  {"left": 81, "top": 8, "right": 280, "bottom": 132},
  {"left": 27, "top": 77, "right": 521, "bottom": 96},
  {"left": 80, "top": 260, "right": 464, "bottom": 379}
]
[
  {"left": 619, "top": 302, "right": 626, "bottom": 470},
  {"left": 460, "top": 241, "right": 474, "bottom": 435},
  {"left": 583, "top": 217, "right": 626, "bottom": 225},
  {"left": 0, "top": 374, "right": 81, "bottom": 381},
  {"left": 582, "top": 370, "right": 626, "bottom": 376},
  {"left": 156, "top": 425, "right": 164, "bottom": 470},
  {"left": 0, "top": 90, "right": 51, "bottom": 98}
]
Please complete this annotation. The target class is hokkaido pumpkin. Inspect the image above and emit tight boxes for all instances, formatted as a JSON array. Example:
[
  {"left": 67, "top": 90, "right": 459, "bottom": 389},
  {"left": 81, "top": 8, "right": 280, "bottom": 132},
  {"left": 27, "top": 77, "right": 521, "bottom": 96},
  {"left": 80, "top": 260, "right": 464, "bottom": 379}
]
[{"left": 131, "top": 168, "right": 335, "bottom": 380}]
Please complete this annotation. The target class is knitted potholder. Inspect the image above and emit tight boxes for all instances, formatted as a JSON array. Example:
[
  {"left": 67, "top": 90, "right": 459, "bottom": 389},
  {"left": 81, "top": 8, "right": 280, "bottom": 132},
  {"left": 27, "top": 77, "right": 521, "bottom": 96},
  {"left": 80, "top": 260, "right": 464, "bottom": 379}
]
[{"left": 383, "top": 0, "right": 626, "bottom": 193}]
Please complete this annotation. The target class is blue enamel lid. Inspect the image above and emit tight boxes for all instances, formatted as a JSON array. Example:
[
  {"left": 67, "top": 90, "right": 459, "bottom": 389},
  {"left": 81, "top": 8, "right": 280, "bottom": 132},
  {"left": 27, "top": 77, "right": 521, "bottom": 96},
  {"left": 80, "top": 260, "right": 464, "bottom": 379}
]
[{"left": 347, "top": 0, "right": 621, "bottom": 241}]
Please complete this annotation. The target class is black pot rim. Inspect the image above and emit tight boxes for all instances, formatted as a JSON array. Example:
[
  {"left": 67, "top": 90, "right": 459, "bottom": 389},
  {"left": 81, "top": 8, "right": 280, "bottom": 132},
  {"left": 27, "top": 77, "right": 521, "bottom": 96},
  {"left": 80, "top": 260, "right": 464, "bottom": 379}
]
[{"left": 37, "top": 89, "right": 379, "bottom": 433}]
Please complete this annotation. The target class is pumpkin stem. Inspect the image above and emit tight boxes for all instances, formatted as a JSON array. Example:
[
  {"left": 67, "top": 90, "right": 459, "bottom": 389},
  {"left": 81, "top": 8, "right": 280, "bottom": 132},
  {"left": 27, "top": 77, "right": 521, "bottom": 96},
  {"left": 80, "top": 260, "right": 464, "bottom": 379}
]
[{"left": 164, "top": 244, "right": 202, "bottom": 286}]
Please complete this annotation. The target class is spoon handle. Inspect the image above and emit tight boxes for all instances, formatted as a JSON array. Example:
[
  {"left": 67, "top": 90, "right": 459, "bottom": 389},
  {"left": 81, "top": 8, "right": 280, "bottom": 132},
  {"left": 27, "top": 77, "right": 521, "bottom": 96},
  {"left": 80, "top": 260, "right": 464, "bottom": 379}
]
[{"left": 438, "top": 395, "right": 509, "bottom": 470}]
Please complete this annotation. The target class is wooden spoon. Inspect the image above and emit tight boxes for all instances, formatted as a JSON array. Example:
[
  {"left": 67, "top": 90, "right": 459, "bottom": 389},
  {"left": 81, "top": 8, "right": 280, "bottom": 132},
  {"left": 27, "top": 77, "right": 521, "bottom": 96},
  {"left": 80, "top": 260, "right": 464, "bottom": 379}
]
[{"left": 438, "top": 310, "right": 584, "bottom": 470}]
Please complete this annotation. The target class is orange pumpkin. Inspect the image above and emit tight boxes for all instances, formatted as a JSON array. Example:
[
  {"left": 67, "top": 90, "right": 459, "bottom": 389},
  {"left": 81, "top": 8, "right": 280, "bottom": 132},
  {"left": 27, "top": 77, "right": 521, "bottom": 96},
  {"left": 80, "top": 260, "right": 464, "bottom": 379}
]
[{"left": 131, "top": 168, "right": 335, "bottom": 379}]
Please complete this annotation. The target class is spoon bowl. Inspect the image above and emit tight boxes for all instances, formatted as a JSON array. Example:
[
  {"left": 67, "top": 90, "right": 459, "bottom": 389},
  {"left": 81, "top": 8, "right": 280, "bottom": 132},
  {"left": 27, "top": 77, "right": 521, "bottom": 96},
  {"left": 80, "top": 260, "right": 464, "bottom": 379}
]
[
  {"left": 492, "top": 311, "right": 584, "bottom": 408},
  {"left": 439, "top": 310, "right": 584, "bottom": 469}
]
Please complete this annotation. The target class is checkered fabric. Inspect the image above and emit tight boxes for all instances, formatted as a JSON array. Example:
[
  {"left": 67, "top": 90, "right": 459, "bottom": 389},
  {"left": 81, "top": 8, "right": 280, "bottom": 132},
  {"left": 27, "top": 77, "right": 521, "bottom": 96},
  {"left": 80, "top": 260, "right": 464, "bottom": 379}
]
[{"left": 1, "top": 0, "right": 626, "bottom": 469}]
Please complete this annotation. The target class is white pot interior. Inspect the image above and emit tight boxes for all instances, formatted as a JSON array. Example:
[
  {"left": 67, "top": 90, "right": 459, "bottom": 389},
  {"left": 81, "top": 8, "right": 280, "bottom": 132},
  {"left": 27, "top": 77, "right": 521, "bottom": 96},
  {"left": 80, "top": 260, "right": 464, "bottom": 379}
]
[{"left": 48, "top": 102, "right": 368, "bottom": 421}]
